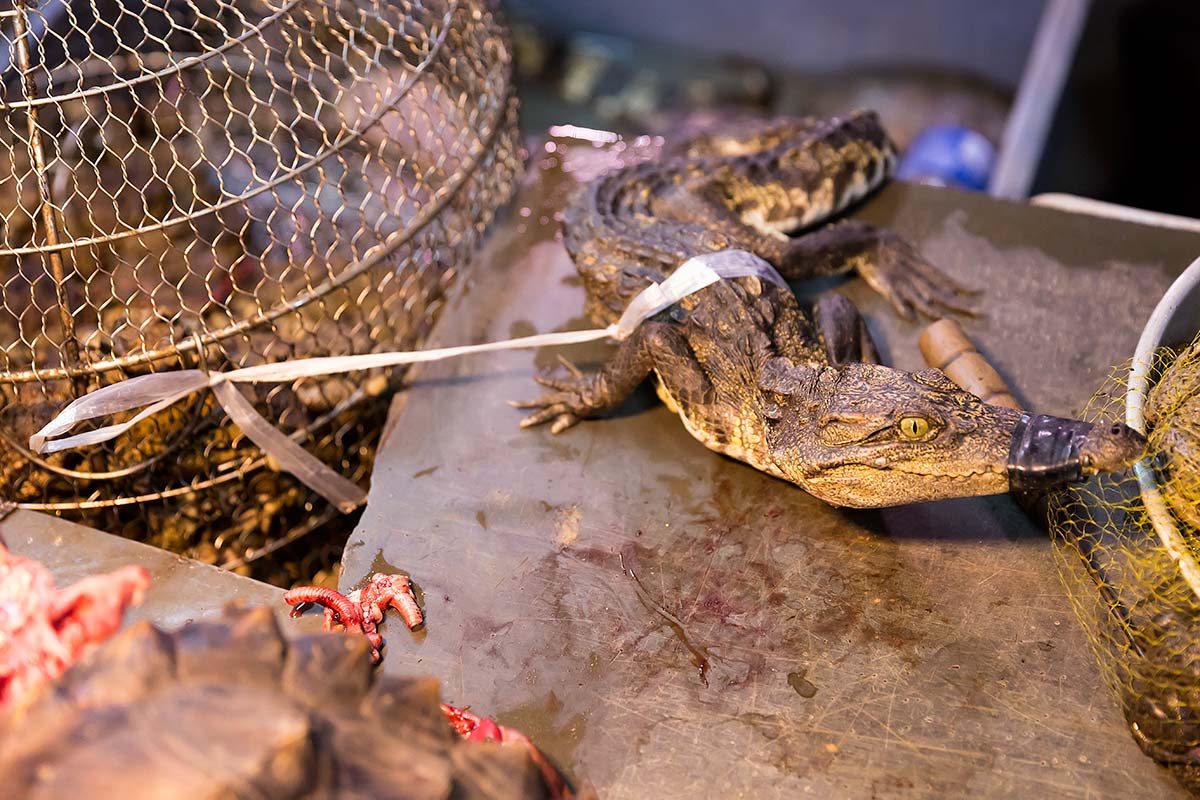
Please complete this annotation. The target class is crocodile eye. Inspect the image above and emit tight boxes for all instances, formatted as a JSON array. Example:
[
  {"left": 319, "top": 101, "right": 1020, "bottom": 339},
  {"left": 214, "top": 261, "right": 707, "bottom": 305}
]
[{"left": 898, "top": 416, "right": 930, "bottom": 439}]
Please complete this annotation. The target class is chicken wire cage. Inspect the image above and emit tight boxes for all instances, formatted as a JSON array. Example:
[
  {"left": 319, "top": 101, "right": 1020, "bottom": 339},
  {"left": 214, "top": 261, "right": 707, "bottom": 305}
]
[{"left": 0, "top": 0, "right": 521, "bottom": 579}]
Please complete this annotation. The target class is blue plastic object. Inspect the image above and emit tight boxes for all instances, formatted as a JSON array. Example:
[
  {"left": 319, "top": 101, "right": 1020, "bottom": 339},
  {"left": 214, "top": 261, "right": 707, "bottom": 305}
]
[{"left": 896, "top": 125, "right": 996, "bottom": 192}]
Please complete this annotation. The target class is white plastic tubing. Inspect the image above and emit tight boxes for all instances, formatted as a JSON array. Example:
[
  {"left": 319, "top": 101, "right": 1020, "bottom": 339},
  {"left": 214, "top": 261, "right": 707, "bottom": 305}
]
[{"left": 1128, "top": 254, "right": 1200, "bottom": 603}]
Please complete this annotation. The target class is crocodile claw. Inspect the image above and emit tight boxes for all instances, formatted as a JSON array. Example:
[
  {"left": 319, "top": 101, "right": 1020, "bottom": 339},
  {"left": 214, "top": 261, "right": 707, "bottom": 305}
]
[
  {"left": 513, "top": 394, "right": 582, "bottom": 434},
  {"left": 857, "top": 232, "right": 979, "bottom": 321},
  {"left": 512, "top": 363, "right": 607, "bottom": 434}
]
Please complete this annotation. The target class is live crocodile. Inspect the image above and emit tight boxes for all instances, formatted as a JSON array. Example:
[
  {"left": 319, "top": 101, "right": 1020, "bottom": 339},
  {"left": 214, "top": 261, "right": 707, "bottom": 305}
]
[{"left": 516, "top": 112, "right": 1145, "bottom": 507}]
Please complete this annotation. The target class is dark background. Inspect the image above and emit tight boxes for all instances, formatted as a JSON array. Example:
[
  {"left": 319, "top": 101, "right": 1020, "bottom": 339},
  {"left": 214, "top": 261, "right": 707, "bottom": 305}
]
[{"left": 509, "top": 0, "right": 1200, "bottom": 217}]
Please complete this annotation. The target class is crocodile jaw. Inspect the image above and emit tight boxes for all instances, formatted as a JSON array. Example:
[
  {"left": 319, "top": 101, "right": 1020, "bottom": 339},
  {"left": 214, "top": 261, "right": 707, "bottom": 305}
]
[
  {"left": 787, "top": 412, "right": 1145, "bottom": 509},
  {"left": 796, "top": 462, "right": 1012, "bottom": 506}
]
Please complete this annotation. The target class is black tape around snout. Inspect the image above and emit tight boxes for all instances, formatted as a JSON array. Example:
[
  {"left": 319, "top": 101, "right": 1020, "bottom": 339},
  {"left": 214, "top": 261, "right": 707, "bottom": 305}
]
[{"left": 1006, "top": 413, "right": 1095, "bottom": 492}]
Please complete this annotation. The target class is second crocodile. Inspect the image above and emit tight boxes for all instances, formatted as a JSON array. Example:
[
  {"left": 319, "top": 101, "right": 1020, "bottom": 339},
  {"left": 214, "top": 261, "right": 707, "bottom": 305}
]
[{"left": 516, "top": 112, "right": 1144, "bottom": 507}]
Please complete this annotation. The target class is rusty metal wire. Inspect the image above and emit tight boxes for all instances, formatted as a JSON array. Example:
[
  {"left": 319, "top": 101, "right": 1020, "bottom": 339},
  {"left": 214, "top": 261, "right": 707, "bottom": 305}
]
[{"left": 0, "top": 0, "right": 520, "bottom": 579}]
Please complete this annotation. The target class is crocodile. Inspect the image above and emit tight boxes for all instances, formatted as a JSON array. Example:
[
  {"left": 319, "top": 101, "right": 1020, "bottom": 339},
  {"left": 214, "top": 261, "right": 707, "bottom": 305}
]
[{"left": 515, "top": 111, "right": 1145, "bottom": 508}]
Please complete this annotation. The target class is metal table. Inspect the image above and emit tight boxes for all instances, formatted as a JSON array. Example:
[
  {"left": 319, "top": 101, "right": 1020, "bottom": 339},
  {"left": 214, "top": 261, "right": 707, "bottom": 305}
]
[
  {"left": 2, "top": 509, "right": 321, "bottom": 634},
  {"left": 342, "top": 137, "right": 1200, "bottom": 799}
]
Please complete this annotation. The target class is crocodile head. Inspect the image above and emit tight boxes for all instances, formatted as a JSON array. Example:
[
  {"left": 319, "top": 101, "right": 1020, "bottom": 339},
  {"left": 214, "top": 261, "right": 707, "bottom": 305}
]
[{"left": 759, "top": 359, "right": 1145, "bottom": 508}]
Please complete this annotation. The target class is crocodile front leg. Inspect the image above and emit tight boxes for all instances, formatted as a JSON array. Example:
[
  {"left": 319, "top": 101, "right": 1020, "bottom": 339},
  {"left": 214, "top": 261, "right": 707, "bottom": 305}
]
[
  {"left": 652, "top": 179, "right": 975, "bottom": 321},
  {"left": 773, "top": 219, "right": 977, "bottom": 320},
  {"left": 814, "top": 292, "right": 881, "bottom": 366},
  {"left": 514, "top": 321, "right": 710, "bottom": 433}
]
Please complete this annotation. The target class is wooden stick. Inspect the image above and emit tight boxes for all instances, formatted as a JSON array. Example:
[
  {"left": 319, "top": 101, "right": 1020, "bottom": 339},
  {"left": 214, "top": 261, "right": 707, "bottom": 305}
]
[{"left": 919, "top": 319, "right": 1021, "bottom": 410}]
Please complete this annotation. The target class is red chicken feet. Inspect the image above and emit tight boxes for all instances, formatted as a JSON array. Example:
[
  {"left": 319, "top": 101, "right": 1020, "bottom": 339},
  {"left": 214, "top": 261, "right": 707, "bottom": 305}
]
[
  {"left": 441, "top": 703, "right": 573, "bottom": 799},
  {"left": 283, "top": 572, "right": 423, "bottom": 663}
]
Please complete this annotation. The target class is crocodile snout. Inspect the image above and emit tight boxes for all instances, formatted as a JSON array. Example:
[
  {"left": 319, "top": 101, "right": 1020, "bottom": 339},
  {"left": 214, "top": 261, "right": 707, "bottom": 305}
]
[
  {"left": 1006, "top": 414, "right": 1146, "bottom": 492},
  {"left": 1078, "top": 420, "right": 1147, "bottom": 475}
]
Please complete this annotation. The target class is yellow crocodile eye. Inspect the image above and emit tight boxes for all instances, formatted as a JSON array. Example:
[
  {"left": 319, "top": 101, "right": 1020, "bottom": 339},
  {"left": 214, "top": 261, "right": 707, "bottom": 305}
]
[{"left": 898, "top": 416, "right": 930, "bottom": 439}]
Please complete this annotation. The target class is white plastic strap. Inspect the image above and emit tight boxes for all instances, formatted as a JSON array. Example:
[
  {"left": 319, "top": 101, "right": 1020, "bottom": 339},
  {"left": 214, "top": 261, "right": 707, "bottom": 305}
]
[
  {"left": 30, "top": 250, "right": 785, "bottom": 510},
  {"left": 211, "top": 380, "right": 367, "bottom": 512},
  {"left": 614, "top": 249, "right": 787, "bottom": 338}
]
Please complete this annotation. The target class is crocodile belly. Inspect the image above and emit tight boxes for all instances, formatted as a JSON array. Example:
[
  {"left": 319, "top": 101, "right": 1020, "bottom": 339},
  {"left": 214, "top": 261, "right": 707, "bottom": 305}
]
[{"left": 654, "top": 377, "right": 786, "bottom": 479}]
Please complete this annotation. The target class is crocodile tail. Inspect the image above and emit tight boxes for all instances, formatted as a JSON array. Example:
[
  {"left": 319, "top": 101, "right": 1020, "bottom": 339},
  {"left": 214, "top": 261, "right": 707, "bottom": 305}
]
[
  {"left": 801, "top": 110, "right": 899, "bottom": 220},
  {"left": 718, "top": 111, "right": 898, "bottom": 234}
]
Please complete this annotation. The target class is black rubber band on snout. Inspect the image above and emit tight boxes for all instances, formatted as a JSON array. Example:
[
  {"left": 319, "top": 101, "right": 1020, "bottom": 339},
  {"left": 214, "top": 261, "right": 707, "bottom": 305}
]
[{"left": 1006, "top": 413, "right": 1094, "bottom": 492}]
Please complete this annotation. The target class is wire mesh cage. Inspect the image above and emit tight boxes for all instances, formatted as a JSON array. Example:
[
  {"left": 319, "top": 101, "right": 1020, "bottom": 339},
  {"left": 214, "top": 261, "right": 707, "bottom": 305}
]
[
  {"left": 0, "top": 0, "right": 521, "bottom": 579},
  {"left": 1048, "top": 341, "right": 1200, "bottom": 794}
]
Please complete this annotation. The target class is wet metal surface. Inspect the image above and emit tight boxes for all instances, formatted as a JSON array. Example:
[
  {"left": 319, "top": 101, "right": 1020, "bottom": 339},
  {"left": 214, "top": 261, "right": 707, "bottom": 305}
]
[
  {"left": 344, "top": 137, "right": 1200, "bottom": 798},
  {"left": 2, "top": 509, "right": 322, "bottom": 634}
]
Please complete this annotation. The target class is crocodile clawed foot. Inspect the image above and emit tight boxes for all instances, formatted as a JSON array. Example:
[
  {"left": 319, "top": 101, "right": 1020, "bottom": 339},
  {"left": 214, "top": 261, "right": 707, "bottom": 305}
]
[
  {"left": 511, "top": 368, "right": 608, "bottom": 434},
  {"left": 512, "top": 390, "right": 583, "bottom": 434},
  {"left": 859, "top": 233, "right": 980, "bottom": 321}
]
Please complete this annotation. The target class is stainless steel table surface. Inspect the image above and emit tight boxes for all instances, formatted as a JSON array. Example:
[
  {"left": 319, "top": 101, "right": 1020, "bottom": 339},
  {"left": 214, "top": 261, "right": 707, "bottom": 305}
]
[{"left": 340, "top": 138, "right": 1200, "bottom": 797}]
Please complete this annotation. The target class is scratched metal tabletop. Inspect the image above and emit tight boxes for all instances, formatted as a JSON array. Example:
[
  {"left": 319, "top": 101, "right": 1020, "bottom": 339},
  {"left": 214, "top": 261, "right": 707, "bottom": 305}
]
[
  {"left": 342, "top": 136, "right": 1200, "bottom": 799},
  {"left": 1, "top": 509, "right": 323, "bottom": 635}
]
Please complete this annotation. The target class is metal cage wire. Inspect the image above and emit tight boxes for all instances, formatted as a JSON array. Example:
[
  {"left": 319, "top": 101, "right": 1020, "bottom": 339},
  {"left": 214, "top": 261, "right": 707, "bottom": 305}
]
[{"left": 0, "top": 0, "right": 520, "bottom": 572}]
